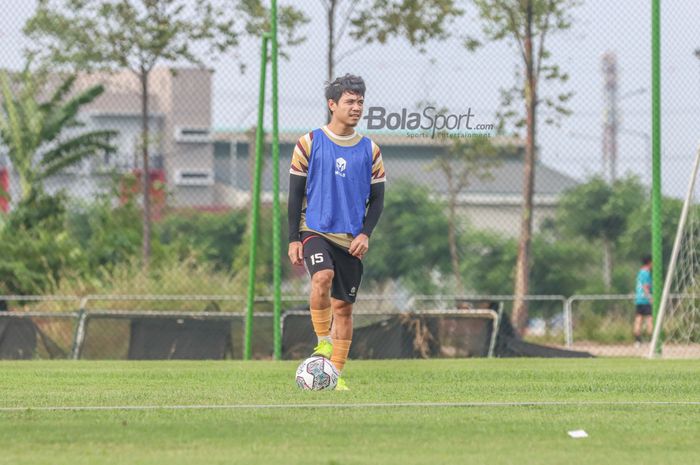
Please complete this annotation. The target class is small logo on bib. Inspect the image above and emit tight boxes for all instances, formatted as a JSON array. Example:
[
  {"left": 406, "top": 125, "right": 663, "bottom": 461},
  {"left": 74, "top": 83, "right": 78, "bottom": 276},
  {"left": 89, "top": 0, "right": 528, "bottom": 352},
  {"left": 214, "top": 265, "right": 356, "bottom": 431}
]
[{"left": 335, "top": 157, "right": 347, "bottom": 177}]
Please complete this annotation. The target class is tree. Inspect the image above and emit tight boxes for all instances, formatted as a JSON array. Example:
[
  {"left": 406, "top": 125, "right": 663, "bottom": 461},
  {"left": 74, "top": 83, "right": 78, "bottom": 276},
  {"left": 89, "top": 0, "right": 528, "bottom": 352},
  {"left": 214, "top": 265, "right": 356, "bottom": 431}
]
[
  {"left": 363, "top": 180, "right": 451, "bottom": 293},
  {"left": 430, "top": 136, "right": 500, "bottom": 292},
  {"left": 25, "top": 0, "right": 307, "bottom": 270},
  {"left": 320, "top": 0, "right": 463, "bottom": 85},
  {"left": 0, "top": 191, "right": 86, "bottom": 295},
  {"left": 0, "top": 66, "right": 116, "bottom": 203},
  {"left": 461, "top": 228, "right": 598, "bottom": 297},
  {"left": 158, "top": 208, "right": 248, "bottom": 272},
  {"left": 239, "top": 0, "right": 309, "bottom": 62},
  {"left": 466, "top": 0, "right": 580, "bottom": 333},
  {"left": 556, "top": 175, "right": 645, "bottom": 291},
  {"left": 618, "top": 196, "right": 683, "bottom": 269},
  {"left": 67, "top": 192, "right": 144, "bottom": 273}
]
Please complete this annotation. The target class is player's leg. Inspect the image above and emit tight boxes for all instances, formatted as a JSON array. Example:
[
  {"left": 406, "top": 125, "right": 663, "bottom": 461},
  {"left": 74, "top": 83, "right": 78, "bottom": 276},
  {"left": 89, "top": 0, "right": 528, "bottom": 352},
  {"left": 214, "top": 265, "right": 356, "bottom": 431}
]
[
  {"left": 633, "top": 311, "right": 643, "bottom": 345},
  {"left": 330, "top": 298, "right": 353, "bottom": 371},
  {"left": 644, "top": 315, "right": 654, "bottom": 336},
  {"left": 310, "top": 269, "right": 334, "bottom": 342},
  {"left": 302, "top": 234, "right": 335, "bottom": 358},
  {"left": 328, "top": 246, "right": 363, "bottom": 390}
]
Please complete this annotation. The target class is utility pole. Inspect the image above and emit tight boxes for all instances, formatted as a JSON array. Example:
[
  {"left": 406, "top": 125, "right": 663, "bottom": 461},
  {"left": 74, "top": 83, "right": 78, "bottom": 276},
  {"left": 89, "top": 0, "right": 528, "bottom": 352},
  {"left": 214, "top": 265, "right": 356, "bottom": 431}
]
[{"left": 602, "top": 52, "right": 618, "bottom": 183}]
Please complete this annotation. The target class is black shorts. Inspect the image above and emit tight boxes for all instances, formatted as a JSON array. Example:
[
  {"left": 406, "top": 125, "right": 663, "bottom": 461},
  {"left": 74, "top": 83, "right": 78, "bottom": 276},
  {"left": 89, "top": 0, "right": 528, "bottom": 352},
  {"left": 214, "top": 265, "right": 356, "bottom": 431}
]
[
  {"left": 636, "top": 304, "right": 652, "bottom": 316},
  {"left": 301, "top": 232, "right": 363, "bottom": 303}
]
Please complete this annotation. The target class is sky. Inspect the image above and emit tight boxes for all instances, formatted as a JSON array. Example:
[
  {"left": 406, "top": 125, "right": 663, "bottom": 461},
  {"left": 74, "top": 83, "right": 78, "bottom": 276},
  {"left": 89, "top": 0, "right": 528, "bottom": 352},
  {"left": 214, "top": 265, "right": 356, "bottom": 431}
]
[{"left": 1, "top": 0, "right": 699, "bottom": 197}]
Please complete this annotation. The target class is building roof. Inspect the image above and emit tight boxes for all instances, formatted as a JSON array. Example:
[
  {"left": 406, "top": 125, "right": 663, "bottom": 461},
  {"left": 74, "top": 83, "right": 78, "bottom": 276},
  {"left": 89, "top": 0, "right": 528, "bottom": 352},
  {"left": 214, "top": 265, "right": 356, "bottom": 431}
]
[
  {"left": 214, "top": 128, "right": 579, "bottom": 202},
  {"left": 82, "top": 91, "right": 163, "bottom": 117}
]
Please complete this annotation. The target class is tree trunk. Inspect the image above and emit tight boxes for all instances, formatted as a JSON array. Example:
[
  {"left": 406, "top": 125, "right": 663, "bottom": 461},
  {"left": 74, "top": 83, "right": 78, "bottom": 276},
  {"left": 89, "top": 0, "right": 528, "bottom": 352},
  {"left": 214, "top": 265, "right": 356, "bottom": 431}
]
[
  {"left": 326, "top": 0, "right": 336, "bottom": 124},
  {"left": 327, "top": 0, "right": 335, "bottom": 85},
  {"left": 446, "top": 171, "right": 462, "bottom": 293},
  {"left": 512, "top": 1, "right": 536, "bottom": 334},
  {"left": 602, "top": 237, "right": 613, "bottom": 291},
  {"left": 140, "top": 70, "right": 152, "bottom": 271}
]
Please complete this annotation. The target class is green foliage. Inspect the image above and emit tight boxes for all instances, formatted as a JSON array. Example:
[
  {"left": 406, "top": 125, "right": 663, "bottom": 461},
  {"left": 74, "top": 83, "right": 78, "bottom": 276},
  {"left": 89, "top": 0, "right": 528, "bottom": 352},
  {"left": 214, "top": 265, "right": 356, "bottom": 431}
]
[
  {"left": 460, "top": 230, "right": 516, "bottom": 295},
  {"left": 551, "top": 175, "right": 650, "bottom": 292},
  {"left": 466, "top": 0, "right": 582, "bottom": 330},
  {"left": 227, "top": 204, "right": 292, "bottom": 298},
  {"left": 66, "top": 196, "right": 143, "bottom": 273},
  {"left": 557, "top": 175, "right": 644, "bottom": 243},
  {"left": 158, "top": 209, "right": 248, "bottom": 272},
  {"left": 320, "top": 0, "right": 461, "bottom": 78},
  {"left": 467, "top": 0, "right": 581, "bottom": 133},
  {"left": 25, "top": 0, "right": 307, "bottom": 266},
  {"left": 365, "top": 176, "right": 609, "bottom": 297},
  {"left": 0, "top": 67, "right": 116, "bottom": 202},
  {"left": 363, "top": 180, "right": 451, "bottom": 293},
  {"left": 618, "top": 196, "right": 683, "bottom": 265},
  {"left": 550, "top": 175, "right": 689, "bottom": 294},
  {"left": 26, "top": 0, "right": 234, "bottom": 71},
  {"left": 0, "top": 192, "right": 84, "bottom": 295},
  {"left": 25, "top": 0, "right": 307, "bottom": 73},
  {"left": 529, "top": 235, "right": 599, "bottom": 296},
  {"left": 350, "top": 0, "right": 463, "bottom": 50},
  {"left": 238, "top": 0, "right": 309, "bottom": 59},
  {"left": 573, "top": 305, "right": 634, "bottom": 343},
  {"left": 461, "top": 229, "right": 600, "bottom": 297},
  {"left": 51, "top": 254, "right": 246, "bottom": 307},
  {"left": 431, "top": 137, "right": 502, "bottom": 289}
]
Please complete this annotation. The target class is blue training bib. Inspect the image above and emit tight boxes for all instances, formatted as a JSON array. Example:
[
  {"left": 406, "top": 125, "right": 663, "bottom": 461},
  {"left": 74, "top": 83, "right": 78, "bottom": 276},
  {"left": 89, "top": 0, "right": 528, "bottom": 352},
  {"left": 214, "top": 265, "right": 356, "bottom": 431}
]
[{"left": 305, "top": 128, "right": 372, "bottom": 236}]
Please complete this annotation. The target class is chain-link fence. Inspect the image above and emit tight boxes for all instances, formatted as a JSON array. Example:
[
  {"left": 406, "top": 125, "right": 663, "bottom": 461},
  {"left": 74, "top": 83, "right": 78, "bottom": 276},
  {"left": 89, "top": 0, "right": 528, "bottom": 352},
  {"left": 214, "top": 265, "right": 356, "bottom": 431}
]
[
  {"left": 1, "top": 1, "right": 699, "bottom": 358},
  {"left": 1, "top": 294, "right": 500, "bottom": 360},
  {"left": 0, "top": 292, "right": 674, "bottom": 360}
]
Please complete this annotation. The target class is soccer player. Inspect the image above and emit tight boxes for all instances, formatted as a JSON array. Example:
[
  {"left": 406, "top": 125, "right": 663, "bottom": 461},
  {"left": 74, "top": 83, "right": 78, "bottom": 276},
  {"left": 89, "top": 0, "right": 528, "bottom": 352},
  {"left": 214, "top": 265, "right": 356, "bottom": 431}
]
[
  {"left": 634, "top": 255, "right": 654, "bottom": 347},
  {"left": 287, "top": 74, "right": 385, "bottom": 391}
]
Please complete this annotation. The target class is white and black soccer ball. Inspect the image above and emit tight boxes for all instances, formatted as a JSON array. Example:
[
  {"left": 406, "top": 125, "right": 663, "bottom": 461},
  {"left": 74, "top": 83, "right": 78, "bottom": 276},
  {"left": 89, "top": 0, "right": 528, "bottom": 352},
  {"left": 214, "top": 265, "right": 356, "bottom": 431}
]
[{"left": 295, "top": 356, "right": 339, "bottom": 391}]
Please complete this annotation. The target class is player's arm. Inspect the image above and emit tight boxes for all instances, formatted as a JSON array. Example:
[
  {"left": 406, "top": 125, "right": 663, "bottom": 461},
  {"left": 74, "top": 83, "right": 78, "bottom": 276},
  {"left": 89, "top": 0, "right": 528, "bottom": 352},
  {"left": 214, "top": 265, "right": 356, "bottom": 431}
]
[
  {"left": 288, "top": 134, "right": 311, "bottom": 265},
  {"left": 349, "top": 183, "right": 384, "bottom": 258},
  {"left": 349, "top": 142, "right": 386, "bottom": 258},
  {"left": 288, "top": 174, "right": 306, "bottom": 262},
  {"left": 287, "top": 175, "right": 305, "bottom": 243},
  {"left": 361, "top": 183, "right": 385, "bottom": 237}
]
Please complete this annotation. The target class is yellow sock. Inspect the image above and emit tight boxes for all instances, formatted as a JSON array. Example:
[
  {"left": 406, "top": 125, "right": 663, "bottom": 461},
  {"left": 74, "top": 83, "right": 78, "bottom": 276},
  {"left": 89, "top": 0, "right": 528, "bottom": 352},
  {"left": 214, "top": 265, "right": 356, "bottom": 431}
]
[
  {"left": 310, "top": 307, "right": 332, "bottom": 338},
  {"left": 331, "top": 339, "right": 351, "bottom": 373}
]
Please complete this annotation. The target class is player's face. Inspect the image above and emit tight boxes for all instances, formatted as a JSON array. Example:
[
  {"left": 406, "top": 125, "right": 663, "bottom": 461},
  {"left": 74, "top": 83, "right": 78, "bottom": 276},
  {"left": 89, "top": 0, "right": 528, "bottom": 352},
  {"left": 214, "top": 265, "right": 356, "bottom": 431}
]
[{"left": 329, "top": 92, "right": 364, "bottom": 127}]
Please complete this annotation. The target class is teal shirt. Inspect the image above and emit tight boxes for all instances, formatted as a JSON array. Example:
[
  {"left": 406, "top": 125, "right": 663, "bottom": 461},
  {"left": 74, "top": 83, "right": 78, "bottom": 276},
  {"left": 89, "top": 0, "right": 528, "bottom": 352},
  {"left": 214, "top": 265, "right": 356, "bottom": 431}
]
[{"left": 635, "top": 268, "right": 652, "bottom": 305}]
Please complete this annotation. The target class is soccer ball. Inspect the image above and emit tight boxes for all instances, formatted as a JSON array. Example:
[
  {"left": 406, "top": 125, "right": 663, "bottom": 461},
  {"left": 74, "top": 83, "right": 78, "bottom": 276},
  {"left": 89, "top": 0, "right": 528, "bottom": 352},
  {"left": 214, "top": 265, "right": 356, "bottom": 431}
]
[{"left": 295, "top": 356, "right": 339, "bottom": 391}]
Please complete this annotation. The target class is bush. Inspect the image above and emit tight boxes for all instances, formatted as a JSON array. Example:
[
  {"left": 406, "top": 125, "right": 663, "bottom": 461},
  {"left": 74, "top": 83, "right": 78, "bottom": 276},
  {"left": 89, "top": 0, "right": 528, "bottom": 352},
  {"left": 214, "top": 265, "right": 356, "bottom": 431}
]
[
  {"left": 460, "top": 229, "right": 600, "bottom": 297},
  {"left": 0, "top": 192, "right": 85, "bottom": 295},
  {"left": 66, "top": 196, "right": 143, "bottom": 273},
  {"left": 47, "top": 254, "right": 252, "bottom": 312},
  {"left": 157, "top": 208, "right": 247, "bottom": 271}
]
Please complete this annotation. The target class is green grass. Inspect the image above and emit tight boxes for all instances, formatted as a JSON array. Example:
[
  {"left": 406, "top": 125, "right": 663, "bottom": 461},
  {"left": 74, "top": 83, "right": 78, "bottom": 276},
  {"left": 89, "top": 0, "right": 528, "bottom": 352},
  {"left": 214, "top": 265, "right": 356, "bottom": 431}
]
[{"left": 1, "top": 359, "right": 699, "bottom": 465}]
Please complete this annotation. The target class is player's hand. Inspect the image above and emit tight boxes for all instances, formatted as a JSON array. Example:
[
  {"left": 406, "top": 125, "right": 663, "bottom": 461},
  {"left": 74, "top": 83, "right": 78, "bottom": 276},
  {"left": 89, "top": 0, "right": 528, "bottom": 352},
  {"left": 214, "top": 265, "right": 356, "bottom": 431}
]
[
  {"left": 349, "top": 234, "right": 369, "bottom": 259},
  {"left": 288, "top": 241, "right": 303, "bottom": 266}
]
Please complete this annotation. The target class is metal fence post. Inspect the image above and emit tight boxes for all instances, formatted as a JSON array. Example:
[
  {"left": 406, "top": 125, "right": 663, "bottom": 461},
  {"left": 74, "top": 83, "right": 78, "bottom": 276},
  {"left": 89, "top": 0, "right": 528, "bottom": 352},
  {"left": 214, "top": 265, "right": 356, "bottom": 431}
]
[
  {"left": 71, "top": 297, "right": 89, "bottom": 360},
  {"left": 564, "top": 296, "right": 574, "bottom": 348}
]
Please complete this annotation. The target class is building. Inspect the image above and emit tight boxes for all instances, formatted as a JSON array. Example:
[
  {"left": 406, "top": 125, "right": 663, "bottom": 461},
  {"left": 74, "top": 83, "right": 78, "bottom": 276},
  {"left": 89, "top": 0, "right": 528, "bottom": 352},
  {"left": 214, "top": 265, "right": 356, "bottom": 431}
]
[
  {"left": 212, "top": 130, "right": 579, "bottom": 237},
  {"left": 1, "top": 66, "right": 578, "bottom": 236},
  {"left": 3, "top": 67, "right": 218, "bottom": 209}
]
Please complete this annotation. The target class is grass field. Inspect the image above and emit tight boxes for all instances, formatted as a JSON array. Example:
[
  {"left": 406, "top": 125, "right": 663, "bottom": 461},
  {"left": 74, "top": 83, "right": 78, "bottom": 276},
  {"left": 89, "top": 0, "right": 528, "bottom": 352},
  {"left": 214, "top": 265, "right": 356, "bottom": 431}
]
[{"left": 1, "top": 359, "right": 699, "bottom": 465}]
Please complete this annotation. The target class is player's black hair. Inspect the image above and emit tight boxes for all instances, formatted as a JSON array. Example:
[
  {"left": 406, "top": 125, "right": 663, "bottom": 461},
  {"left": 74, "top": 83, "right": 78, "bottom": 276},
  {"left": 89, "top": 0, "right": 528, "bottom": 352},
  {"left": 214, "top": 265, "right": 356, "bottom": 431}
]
[
  {"left": 641, "top": 255, "right": 652, "bottom": 265},
  {"left": 325, "top": 74, "right": 365, "bottom": 110}
]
